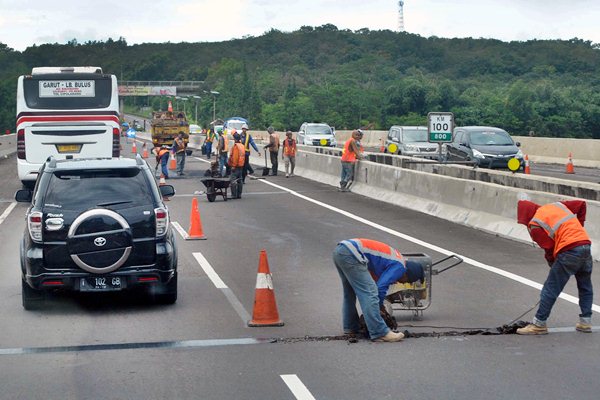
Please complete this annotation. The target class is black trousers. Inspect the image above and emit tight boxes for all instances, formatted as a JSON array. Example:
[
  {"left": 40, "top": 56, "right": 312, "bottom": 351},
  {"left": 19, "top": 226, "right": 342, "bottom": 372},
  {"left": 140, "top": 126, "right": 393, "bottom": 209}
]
[{"left": 270, "top": 151, "right": 278, "bottom": 175}]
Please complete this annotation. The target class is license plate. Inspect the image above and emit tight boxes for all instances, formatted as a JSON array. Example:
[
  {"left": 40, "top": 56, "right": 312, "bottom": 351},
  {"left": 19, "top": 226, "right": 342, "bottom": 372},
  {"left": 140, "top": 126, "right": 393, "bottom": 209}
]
[
  {"left": 80, "top": 277, "right": 122, "bottom": 292},
  {"left": 57, "top": 144, "right": 82, "bottom": 153}
]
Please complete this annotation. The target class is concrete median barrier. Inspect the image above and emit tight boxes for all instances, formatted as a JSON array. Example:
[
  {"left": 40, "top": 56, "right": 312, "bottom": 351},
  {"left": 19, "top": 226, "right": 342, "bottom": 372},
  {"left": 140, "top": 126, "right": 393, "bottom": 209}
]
[
  {"left": 0, "top": 134, "right": 16, "bottom": 158},
  {"left": 249, "top": 149, "right": 600, "bottom": 260}
]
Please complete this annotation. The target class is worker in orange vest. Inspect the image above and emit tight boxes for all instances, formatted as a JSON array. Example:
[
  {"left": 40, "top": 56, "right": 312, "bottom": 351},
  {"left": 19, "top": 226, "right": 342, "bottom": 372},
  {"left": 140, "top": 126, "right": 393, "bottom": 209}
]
[
  {"left": 333, "top": 238, "right": 424, "bottom": 342},
  {"left": 516, "top": 200, "right": 593, "bottom": 335},
  {"left": 339, "top": 129, "right": 364, "bottom": 192},
  {"left": 282, "top": 130, "right": 297, "bottom": 177},
  {"left": 228, "top": 133, "right": 246, "bottom": 199},
  {"left": 153, "top": 145, "right": 171, "bottom": 179}
]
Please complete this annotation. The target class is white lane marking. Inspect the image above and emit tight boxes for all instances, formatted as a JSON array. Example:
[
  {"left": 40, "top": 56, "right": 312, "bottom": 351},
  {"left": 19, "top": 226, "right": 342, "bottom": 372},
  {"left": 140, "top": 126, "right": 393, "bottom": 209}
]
[
  {"left": 258, "top": 179, "right": 600, "bottom": 314},
  {"left": 192, "top": 251, "right": 252, "bottom": 323},
  {"left": 171, "top": 221, "right": 189, "bottom": 239},
  {"left": 281, "top": 375, "right": 317, "bottom": 400},
  {"left": 549, "top": 326, "right": 599, "bottom": 333},
  {"left": 0, "top": 202, "right": 17, "bottom": 226},
  {"left": 193, "top": 252, "right": 228, "bottom": 289}
]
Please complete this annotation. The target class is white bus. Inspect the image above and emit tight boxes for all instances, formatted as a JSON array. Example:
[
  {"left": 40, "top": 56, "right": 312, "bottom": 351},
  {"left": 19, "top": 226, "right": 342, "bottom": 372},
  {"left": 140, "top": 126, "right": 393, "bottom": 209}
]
[{"left": 16, "top": 66, "right": 120, "bottom": 187}]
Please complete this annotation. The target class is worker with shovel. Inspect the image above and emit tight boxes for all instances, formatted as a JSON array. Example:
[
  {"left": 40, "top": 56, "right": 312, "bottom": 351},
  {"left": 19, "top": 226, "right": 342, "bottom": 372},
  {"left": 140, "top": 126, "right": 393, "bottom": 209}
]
[
  {"left": 516, "top": 200, "right": 593, "bottom": 335},
  {"left": 333, "top": 238, "right": 425, "bottom": 342}
]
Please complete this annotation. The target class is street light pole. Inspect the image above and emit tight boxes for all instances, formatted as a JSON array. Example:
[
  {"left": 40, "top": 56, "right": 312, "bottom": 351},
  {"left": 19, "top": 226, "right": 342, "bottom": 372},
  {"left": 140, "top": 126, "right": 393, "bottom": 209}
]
[
  {"left": 210, "top": 91, "right": 220, "bottom": 122},
  {"left": 192, "top": 95, "right": 202, "bottom": 124}
]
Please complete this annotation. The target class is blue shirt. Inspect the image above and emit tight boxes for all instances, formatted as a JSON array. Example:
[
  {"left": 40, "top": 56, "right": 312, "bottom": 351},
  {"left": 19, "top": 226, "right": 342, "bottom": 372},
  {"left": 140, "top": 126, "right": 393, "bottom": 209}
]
[{"left": 340, "top": 239, "right": 407, "bottom": 304}]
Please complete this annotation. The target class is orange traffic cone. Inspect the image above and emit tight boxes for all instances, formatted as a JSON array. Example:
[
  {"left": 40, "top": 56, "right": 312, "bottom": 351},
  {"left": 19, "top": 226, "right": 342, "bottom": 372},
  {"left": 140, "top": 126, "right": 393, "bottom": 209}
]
[
  {"left": 186, "top": 197, "right": 207, "bottom": 240},
  {"left": 524, "top": 154, "right": 530, "bottom": 174},
  {"left": 248, "top": 250, "right": 284, "bottom": 327},
  {"left": 566, "top": 152, "right": 575, "bottom": 174},
  {"left": 132, "top": 140, "right": 137, "bottom": 154},
  {"left": 142, "top": 143, "right": 149, "bottom": 158},
  {"left": 169, "top": 152, "right": 177, "bottom": 170},
  {"left": 379, "top": 139, "right": 385, "bottom": 153},
  {"left": 168, "top": 101, "right": 173, "bottom": 112}
]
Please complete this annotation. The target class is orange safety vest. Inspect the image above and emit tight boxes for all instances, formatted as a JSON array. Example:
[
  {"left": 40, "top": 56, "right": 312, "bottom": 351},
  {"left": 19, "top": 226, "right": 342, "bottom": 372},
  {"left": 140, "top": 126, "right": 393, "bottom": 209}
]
[
  {"left": 174, "top": 137, "right": 185, "bottom": 153},
  {"left": 530, "top": 202, "right": 590, "bottom": 257},
  {"left": 283, "top": 138, "right": 297, "bottom": 157},
  {"left": 228, "top": 143, "right": 246, "bottom": 168},
  {"left": 219, "top": 134, "right": 229, "bottom": 152},
  {"left": 341, "top": 138, "right": 361, "bottom": 162},
  {"left": 155, "top": 148, "right": 170, "bottom": 160}
]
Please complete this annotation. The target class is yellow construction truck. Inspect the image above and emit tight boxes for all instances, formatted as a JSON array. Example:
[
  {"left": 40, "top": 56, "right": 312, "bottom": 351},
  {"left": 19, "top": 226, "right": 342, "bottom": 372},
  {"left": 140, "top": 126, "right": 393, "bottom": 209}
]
[{"left": 150, "top": 110, "right": 190, "bottom": 147}]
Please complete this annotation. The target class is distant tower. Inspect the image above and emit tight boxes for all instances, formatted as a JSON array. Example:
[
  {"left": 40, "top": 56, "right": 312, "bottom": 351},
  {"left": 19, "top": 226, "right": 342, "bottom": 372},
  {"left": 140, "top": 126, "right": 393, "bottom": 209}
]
[{"left": 398, "top": 1, "right": 405, "bottom": 32}]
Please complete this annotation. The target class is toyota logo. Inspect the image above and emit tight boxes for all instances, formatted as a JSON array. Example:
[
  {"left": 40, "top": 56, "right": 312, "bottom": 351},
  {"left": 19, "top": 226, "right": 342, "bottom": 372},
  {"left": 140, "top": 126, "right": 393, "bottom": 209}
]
[{"left": 94, "top": 237, "right": 107, "bottom": 247}]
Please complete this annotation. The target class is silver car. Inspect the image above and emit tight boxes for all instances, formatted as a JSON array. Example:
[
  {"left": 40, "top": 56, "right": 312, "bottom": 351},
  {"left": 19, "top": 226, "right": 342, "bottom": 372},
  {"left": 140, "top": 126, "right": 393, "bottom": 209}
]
[{"left": 384, "top": 126, "right": 439, "bottom": 158}]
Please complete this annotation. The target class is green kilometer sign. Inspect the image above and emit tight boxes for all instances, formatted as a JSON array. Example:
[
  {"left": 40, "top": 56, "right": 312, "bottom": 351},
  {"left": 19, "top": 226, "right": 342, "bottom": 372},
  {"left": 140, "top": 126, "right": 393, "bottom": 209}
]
[
  {"left": 427, "top": 112, "right": 454, "bottom": 143},
  {"left": 429, "top": 132, "right": 452, "bottom": 142}
]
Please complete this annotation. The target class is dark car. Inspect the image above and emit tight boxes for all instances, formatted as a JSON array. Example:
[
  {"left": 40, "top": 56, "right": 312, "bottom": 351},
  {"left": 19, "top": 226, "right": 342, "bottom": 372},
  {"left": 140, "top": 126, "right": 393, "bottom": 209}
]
[
  {"left": 445, "top": 126, "right": 523, "bottom": 169},
  {"left": 15, "top": 155, "right": 178, "bottom": 309}
]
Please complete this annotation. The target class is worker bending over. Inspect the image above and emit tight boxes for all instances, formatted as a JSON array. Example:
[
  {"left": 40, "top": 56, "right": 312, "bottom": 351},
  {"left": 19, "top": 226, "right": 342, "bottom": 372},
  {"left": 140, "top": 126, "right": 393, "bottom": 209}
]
[
  {"left": 516, "top": 200, "right": 593, "bottom": 335},
  {"left": 333, "top": 238, "right": 424, "bottom": 342}
]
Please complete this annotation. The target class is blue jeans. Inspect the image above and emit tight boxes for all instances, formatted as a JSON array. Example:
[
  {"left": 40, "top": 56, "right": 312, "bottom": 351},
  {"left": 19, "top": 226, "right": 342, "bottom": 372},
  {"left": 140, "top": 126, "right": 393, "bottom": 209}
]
[
  {"left": 340, "top": 162, "right": 355, "bottom": 187},
  {"left": 218, "top": 153, "right": 228, "bottom": 177},
  {"left": 534, "top": 244, "right": 594, "bottom": 325},
  {"left": 333, "top": 244, "right": 389, "bottom": 339},
  {"left": 160, "top": 154, "right": 169, "bottom": 178},
  {"left": 205, "top": 141, "right": 213, "bottom": 159}
]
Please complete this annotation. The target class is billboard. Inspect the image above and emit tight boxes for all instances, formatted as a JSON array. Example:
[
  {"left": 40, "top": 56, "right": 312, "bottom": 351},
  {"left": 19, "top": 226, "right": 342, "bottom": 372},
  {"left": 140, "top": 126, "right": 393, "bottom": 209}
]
[{"left": 118, "top": 86, "right": 177, "bottom": 96}]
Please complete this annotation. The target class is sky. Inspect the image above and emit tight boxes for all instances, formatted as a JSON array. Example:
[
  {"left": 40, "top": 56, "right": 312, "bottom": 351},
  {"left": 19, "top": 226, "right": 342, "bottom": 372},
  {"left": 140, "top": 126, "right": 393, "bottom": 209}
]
[{"left": 0, "top": 0, "right": 599, "bottom": 51}]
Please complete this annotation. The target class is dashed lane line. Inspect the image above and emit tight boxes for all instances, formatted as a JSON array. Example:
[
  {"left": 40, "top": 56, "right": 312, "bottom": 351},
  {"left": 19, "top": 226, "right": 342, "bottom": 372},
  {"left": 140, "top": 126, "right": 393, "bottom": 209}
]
[
  {"left": 281, "top": 375, "right": 317, "bottom": 400},
  {"left": 257, "top": 179, "right": 600, "bottom": 314},
  {"left": 0, "top": 202, "right": 17, "bottom": 226},
  {"left": 171, "top": 221, "right": 189, "bottom": 240},
  {"left": 192, "top": 251, "right": 252, "bottom": 325}
]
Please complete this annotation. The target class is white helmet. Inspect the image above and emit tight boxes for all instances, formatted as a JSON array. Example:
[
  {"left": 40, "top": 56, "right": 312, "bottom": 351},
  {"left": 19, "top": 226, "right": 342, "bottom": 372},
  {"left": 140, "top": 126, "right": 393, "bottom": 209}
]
[{"left": 241, "top": 123, "right": 249, "bottom": 129}]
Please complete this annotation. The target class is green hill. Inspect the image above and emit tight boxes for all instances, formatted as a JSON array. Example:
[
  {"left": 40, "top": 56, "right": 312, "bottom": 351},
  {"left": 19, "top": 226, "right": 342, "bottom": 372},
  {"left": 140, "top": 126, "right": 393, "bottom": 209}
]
[{"left": 1, "top": 25, "right": 599, "bottom": 137}]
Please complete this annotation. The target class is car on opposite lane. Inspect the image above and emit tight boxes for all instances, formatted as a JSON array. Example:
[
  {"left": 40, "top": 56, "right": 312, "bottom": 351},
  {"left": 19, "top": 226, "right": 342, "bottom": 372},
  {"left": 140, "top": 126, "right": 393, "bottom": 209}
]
[
  {"left": 445, "top": 126, "right": 524, "bottom": 169},
  {"left": 15, "top": 155, "right": 178, "bottom": 309}
]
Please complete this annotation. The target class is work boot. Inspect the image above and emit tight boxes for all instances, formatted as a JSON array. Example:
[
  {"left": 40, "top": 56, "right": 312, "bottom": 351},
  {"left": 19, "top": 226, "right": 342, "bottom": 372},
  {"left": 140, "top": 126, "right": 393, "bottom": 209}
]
[
  {"left": 516, "top": 323, "right": 548, "bottom": 335},
  {"left": 576, "top": 322, "right": 592, "bottom": 333},
  {"left": 373, "top": 331, "right": 404, "bottom": 342}
]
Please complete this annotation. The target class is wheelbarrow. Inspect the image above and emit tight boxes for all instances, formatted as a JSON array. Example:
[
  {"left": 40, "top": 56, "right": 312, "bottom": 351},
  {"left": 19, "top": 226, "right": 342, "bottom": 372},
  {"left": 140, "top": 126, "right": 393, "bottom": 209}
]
[
  {"left": 199, "top": 177, "right": 231, "bottom": 202},
  {"left": 385, "top": 253, "right": 463, "bottom": 317}
]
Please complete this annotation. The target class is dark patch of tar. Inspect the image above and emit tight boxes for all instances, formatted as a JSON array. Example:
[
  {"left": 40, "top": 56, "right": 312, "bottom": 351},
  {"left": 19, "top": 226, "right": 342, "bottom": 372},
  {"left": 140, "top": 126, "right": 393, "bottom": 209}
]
[{"left": 273, "top": 321, "right": 529, "bottom": 344}]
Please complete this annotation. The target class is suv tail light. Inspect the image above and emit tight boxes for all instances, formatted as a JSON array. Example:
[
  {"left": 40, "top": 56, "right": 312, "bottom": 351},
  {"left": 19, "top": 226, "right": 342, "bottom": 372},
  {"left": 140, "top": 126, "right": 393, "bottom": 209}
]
[
  {"left": 154, "top": 207, "right": 168, "bottom": 237},
  {"left": 112, "top": 128, "right": 120, "bottom": 157},
  {"left": 17, "top": 129, "right": 25, "bottom": 159},
  {"left": 28, "top": 211, "right": 43, "bottom": 242}
]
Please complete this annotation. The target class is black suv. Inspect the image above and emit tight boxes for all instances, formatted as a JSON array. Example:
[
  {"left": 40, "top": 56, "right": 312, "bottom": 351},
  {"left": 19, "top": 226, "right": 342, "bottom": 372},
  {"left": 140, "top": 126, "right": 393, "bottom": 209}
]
[{"left": 15, "top": 155, "right": 178, "bottom": 309}]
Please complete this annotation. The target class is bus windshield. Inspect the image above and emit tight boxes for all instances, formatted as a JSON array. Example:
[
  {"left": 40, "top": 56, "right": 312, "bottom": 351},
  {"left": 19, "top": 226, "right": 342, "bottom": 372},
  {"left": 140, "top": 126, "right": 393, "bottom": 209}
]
[{"left": 23, "top": 75, "right": 113, "bottom": 109}]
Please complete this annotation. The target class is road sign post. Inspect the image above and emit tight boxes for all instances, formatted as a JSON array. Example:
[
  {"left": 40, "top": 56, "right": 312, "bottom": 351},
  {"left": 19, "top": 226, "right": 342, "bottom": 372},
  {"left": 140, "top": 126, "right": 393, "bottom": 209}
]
[{"left": 427, "top": 112, "right": 454, "bottom": 161}]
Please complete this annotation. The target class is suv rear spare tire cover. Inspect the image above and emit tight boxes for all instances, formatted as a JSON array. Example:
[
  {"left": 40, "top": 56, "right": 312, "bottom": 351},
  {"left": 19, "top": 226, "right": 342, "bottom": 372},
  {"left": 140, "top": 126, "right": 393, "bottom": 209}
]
[{"left": 67, "top": 209, "right": 133, "bottom": 274}]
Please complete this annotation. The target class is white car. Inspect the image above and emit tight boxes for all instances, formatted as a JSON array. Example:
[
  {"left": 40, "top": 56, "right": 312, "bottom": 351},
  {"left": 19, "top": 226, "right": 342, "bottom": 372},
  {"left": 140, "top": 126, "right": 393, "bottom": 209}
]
[
  {"left": 297, "top": 122, "right": 336, "bottom": 147},
  {"left": 189, "top": 124, "right": 202, "bottom": 134}
]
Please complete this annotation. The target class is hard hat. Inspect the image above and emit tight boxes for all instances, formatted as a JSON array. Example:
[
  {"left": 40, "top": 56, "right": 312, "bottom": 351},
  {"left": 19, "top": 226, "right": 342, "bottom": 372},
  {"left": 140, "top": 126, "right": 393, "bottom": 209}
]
[
  {"left": 404, "top": 260, "right": 425, "bottom": 284},
  {"left": 217, "top": 127, "right": 223, "bottom": 133},
  {"left": 241, "top": 123, "right": 249, "bottom": 130}
]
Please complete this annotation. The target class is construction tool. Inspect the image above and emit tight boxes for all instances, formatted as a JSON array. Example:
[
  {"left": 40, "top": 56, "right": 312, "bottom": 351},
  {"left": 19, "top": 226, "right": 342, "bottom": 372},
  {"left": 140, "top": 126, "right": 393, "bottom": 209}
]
[{"left": 386, "top": 253, "right": 463, "bottom": 317}]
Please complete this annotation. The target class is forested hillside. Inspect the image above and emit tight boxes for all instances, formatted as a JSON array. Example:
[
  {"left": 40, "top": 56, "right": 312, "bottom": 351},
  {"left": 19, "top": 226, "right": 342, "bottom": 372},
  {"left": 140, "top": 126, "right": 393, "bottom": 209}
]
[{"left": 1, "top": 25, "right": 599, "bottom": 137}]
